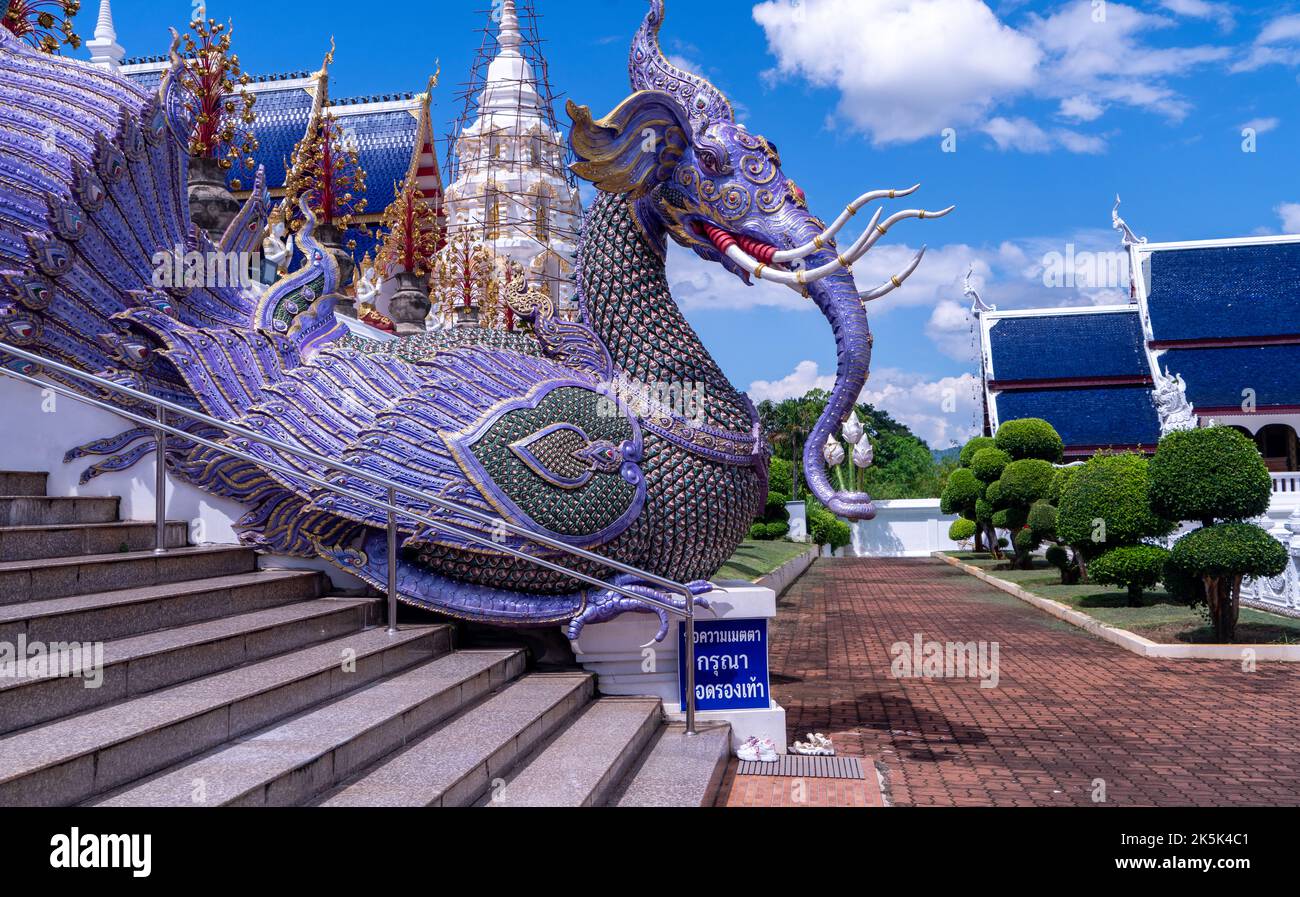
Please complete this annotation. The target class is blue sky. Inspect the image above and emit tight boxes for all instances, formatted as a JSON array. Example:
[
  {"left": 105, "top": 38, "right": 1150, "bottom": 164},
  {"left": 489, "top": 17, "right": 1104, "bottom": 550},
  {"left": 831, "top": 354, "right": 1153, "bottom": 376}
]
[{"left": 77, "top": 1, "right": 1300, "bottom": 448}]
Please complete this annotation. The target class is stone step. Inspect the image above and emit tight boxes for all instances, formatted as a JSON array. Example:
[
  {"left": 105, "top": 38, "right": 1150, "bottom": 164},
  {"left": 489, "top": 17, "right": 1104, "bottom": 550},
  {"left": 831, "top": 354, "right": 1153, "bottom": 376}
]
[
  {"left": 0, "top": 495, "right": 119, "bottom": 526},
  {"left": 0, "top": 471, "right": 48, "bottom": 497},
  {"left": 317, "top": 673, "right": 595, "bottom": 807},
  {"left": 612, "top": 723, "right": 732, "bottom": 807},
  {"left": 0, "top": 569, "right": 323, "bottom": 645},
  {"left": 0, "top": 545, "right": 257, "bottom": 604},
  {"left": 486, "top": 697, "right": 662, "bottom": 808},
  {"left": 0, "top": 625, "right": 449, "bottom": 806},
  {"left": 94, "top": 650, "right": 527, "bottom": 807},
  {"left": 0, "top": 596, "right": 372, "bottom": 735},
  {"left": 0, "top": 520, "right": 189, "bottom": 562}
]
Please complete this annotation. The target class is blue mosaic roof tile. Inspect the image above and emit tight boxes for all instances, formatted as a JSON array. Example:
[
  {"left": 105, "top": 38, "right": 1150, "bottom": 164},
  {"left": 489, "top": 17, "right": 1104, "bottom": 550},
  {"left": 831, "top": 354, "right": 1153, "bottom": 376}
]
[
  {"left": 988, "top": 311, "right": 1147, "bottom": 381},
  {"left": 1147, "top": 242, "right": 1300, "bottom": 341},
  {"left": 333, "top": 108, "right": 422, "bottom": 212},
  {"left": 122, "top": 69, "right": 163, "bottom": 92},
  {"left": 995, "top": 386, "right": 1161, "bottom": 448},
  {"left": 1161, "top": 344, "right": 1300, "bottom": 409},
  {"left": 227, "top": 84, "right": 317, "bottom": 190}
]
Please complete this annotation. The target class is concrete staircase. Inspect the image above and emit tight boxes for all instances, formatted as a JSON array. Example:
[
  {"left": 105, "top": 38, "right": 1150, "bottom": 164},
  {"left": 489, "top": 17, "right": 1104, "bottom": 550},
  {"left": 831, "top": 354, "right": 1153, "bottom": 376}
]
[{"left": 0, "top": 470, "right": 730, "bottom": 807}]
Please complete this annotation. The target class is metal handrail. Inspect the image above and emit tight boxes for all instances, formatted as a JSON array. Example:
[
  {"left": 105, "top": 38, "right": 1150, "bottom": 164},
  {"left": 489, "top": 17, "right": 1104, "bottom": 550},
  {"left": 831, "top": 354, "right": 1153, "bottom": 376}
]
[{"left": 0, "top": 341, "right": 700, "bottom": 734}]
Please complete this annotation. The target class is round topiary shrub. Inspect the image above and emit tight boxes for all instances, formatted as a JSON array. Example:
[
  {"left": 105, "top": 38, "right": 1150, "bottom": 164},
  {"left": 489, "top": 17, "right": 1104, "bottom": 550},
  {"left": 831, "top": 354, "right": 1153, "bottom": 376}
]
[
  {"left": 764, "top": 494, "right": 791, "bottom": 522},
  {"left": 1089, "top": 545, "right": 1171, "bottom": 606},
  {"left": 992, "top": 507, "right": 1028, "bottom": 531},
  {"left": 1045, "top": 544, "right": 1079, "bottom": 583},
  {"left": 1048, "top": 466, "right": 1078, "bottom": 504},
  {"left": 1057, "top": 453, "right": 1175, "bottom": 557},
  {"left": 941, "top": 468, "right": 982, "bottom": 516},
  {"left": 959, "top": 436, "right": 997, "bottom": 468},
  {"left": 1170, "top": 523, "right": 1288, "bottom": 640},
  {"left": 949, "top": 518, "right": 977, "bottom": 543},
  {"left": 970, "top": 447, "right": 1012, "bottom": 484},
  {"left": 975, "top": 497, "right": 994, "bottom": 523},
  {"left": 1013, "top": 527, "right": 1040, "bottom": 556},
  {"left": 1149, "top": 427, "right": 1272, "bottom": 525},
  {"left": 995, "top": 418, "right": 1064, "bottom": 462},
  {"left": 1027, "top": 500, "right": 1057, "bottom": 540},
  {"left": 1162, "top": 551, "right": 1205, "bottom": 608},
  {"left": 984, "top": 480, "right": 1003, "bottom": 508},
  {"left": 997, "top": 459, "right": 1056, "bottom": 505}
]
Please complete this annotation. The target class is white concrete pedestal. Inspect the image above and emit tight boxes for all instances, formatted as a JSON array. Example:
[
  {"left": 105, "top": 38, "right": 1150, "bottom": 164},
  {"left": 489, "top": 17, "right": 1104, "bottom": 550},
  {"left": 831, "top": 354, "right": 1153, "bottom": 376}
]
[{"left": 566, "top": 581, "right": 787, "bottom": 752}]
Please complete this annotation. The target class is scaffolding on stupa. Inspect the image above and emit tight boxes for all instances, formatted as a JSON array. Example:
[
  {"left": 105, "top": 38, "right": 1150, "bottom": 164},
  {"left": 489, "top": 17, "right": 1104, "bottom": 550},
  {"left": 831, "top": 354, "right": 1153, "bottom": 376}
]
[{"left": 434, "top": 0, "right": 583, "bottom": 326}]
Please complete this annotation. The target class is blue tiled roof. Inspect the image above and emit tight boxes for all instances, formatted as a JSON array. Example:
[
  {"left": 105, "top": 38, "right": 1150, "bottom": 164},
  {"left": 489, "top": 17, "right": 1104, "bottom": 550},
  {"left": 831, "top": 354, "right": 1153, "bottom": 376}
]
[
  {"left": 1161, "top": 344, "right": 1300, "bottom": 409},
  {"left": 333, "top": 108, "right": 421, "bottom": 213},
  {"left": 1147, "top": 242, "right": 1300, "bottom": 341},
  {"left": 988, "top": 311, "right": 1147, "bottom": 381},
  {"left": 232, "top": 84, "right": 317, "bottom": 191},
  {"left": 122, "top": 68, "right": 163, "bottom": 92},
  {"left": 995, "top": 386, "right": 1161, "bottom": 449}
]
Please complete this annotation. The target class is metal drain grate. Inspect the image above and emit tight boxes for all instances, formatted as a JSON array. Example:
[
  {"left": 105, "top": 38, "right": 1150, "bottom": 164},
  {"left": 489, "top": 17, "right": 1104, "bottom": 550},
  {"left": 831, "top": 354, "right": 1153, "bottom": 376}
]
[{"left": 737, "top": 755, "right": 865, "bottom": 779}]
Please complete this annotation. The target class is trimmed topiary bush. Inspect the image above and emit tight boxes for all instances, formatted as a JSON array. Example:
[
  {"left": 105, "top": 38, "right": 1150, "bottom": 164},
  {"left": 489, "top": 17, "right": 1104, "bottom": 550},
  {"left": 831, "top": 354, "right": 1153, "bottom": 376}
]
[
  {"left": 1014, "top": 527, "right": 1040, "bottom": 556},
  {"left": 970, "top": 447, "right": 1012, "bottom": 484},
  {"left": 995, "top": 418, "right": 1064, "bottom": 463},
  {"left": 949, "top": 518, "right": 977, "bottom": 543},
  {"left": 807, "top": 501, "right": 852, "bottom": 552},
  {"left": 997, "top": 459, "right": 1056, "bottom": 505},
  {"left": 1027, "top": 500, "right": 1057, "bottom": 540},
  {"left": 1149, "top": 427, "right": 1272, "bottom": 525},
  {"left": 1162, "top": 551, "right": 1205, "bottom": 608},
  {"left": 959, "top": 436, "right": 997, "bottom": 468},
  {"left": 940, "top": 468, "right": 982, "bottom": 517},
  {"left": 1057, "top": 453, "right": 1175, "bottom": 560},
  {"left": 1170, "top": 523, "right": 1288, "bottom": 641},
  {"left": 749, "top": 521, "right": 791, "bottom": 541},
  {"left": 1045, "top": 544, "right": 1079, "bottom": 584},
  {"left": 1089, "top": 545, "right": 1171, "bottom": 607},
  {"left": 1048, "top": 466, "right": 1078, "bottom": 504}
]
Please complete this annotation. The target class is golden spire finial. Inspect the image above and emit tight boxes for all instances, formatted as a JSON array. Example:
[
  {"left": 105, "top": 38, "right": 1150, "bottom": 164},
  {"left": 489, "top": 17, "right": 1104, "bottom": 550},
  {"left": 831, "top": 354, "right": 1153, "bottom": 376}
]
[
  {"left": 320, "top": 35, "right": 336, "bottom": 72},
  {"left": 424, "top": 60, "right": 441, "bottom": 99}
]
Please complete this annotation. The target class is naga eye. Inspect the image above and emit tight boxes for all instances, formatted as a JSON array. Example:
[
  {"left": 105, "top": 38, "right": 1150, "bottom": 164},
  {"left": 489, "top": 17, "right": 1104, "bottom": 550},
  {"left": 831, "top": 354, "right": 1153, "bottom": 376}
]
[{"left": 697, "top": 146, "right": 725, "bottom": 175}]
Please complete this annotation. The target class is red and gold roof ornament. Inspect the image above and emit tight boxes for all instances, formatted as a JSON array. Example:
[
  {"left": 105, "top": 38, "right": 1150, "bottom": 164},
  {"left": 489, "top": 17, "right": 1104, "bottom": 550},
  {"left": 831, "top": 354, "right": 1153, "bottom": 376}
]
[
  {"left": 176, "top": 17, "right": 258, "bottom": 190},
  {"left": 2, "top": 0, "right": 81, "bottom": 53}
]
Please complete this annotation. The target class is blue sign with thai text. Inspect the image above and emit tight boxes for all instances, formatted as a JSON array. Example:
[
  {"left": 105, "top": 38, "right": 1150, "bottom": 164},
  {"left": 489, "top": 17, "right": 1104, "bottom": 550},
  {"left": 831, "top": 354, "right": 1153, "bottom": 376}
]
[{"left": 678, "top": 618, "right": 770, "bottom": 711}]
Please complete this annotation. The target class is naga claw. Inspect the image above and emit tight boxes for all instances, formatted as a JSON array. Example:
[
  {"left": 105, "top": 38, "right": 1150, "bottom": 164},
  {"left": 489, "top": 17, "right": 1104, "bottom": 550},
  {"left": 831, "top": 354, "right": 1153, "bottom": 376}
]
[{"left": 567, "top": 575, "right": 714, "bottom": 645}]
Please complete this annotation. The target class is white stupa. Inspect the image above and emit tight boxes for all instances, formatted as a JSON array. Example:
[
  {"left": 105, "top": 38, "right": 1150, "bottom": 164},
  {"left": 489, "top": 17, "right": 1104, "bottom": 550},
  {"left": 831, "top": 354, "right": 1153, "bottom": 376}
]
[{"left": 441, "top": 0, "right": 581, "bottom": 324}]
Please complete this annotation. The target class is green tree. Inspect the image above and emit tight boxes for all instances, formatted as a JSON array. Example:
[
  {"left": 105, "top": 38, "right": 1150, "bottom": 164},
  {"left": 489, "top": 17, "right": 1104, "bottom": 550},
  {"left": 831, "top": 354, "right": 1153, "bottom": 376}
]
[{"left": 1153, "top": 428, "right": 1285, "bottom": 640}]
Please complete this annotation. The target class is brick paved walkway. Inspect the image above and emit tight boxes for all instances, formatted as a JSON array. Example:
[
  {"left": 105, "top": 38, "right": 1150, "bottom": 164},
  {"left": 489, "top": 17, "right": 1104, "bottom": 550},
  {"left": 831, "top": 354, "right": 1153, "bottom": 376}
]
[{"left": 760, "top": 557, "right": 1300, "bottom": 807}]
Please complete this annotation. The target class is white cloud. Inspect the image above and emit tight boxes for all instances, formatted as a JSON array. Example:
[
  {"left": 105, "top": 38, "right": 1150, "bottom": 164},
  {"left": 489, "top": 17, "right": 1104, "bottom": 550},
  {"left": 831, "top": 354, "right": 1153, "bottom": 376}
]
[
  {"left": 1280, "top": 203, "right": 1300, "bottom": 234},
  {"left": 748, "top": 360, "right": 836, "bottom": 403},
  {"left": 1159, "top": 0, "right": 1235, "bottom": 32},
  {"left": 981, "top": 116, "right": 1107, "bottom": 154},
  {"left": 752, "top": 0, "right": 1041, "bottom": 144},
  {"left": 1232, "top": 14, "right": 1300, "bottom": 72},
  {"left": 747, "top": 361, "right": 982, "bottom": 448},
  {"left": 752, "top": 0, "right": 1230, "bottom": 148},
  {"left": 1058, "top": 94, "right": 1105, "bottom": 122},
  {"left": 1240, "top": 117, "right": 1280, "bottom": 134}
]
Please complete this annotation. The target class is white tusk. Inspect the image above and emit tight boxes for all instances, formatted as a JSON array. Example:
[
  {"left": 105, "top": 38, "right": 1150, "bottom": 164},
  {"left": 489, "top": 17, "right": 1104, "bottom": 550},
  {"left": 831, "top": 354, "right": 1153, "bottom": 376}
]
[
  {"left": 859, "top": 247, "right": 928, "bottom": 303},
  {"left": 770, "top": 185, "right": 921, "bottom": 263},
  {"left": 722, "top": 211, "right": 881, "bottom": 288},
  {"left": 838, "top": 205, "right": 956, "bottom": 269}
]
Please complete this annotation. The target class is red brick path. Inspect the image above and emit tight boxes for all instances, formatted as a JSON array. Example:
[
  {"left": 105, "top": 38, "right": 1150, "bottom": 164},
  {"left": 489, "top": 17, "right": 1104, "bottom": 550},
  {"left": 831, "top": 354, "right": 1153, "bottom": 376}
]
[{"left": 758, "top": 558, "right": 1300, "bottom": 807}]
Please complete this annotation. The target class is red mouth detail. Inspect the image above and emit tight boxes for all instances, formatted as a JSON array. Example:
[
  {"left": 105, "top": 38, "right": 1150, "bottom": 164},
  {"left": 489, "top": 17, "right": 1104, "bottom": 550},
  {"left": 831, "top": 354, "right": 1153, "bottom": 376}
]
[{"left": 693, "top": 222, "right": 779, "bottom": 265}]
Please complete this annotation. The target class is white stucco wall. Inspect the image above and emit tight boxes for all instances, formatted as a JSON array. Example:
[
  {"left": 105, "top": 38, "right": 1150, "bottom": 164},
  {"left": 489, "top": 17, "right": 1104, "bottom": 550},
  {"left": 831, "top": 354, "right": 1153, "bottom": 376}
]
[{"left": 849, "top": 499, "right": 963, "bottom": 558}]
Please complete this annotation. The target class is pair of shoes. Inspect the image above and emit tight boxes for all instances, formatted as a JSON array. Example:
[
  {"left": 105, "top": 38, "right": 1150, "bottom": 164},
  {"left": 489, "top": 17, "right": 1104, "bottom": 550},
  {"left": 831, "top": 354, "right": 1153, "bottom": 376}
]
[
  {"left": 790, "top": 733, "right": 835, "bottom": 756},
  {"left": 736, "top": 736, "right": 779, "bottom": 763}
]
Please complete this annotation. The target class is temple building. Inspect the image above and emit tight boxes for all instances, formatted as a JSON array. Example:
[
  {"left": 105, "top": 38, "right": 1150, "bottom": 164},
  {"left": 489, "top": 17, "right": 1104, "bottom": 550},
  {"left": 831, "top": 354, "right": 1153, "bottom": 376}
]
[
  {"left": 85, "top": 0, "right": 444, "bottom": 274},
  {"left": 437, "top": 0, "right": 581, "bottom": 325},
  {"left": 980, "top": 208, "right": 1300, "bottom": 475}
]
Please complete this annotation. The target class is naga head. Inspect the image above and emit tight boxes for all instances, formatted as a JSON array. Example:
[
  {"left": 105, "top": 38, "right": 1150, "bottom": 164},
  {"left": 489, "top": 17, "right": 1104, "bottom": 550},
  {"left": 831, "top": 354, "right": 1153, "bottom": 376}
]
[{"left": 567, "top": 0, "right": 952, "bottom": 520}]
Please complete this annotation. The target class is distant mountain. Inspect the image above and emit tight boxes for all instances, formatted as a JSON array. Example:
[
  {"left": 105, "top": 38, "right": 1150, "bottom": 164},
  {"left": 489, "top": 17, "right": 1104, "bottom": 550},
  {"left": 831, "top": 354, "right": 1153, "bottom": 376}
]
[{"left": 932, "top": 446, "right": 962, "bottom": 463}]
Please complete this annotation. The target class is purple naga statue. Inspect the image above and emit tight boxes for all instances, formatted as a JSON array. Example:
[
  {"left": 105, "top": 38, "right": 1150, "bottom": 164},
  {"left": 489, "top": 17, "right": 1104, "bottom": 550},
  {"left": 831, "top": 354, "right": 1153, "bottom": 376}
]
[{"left": 0, "top": 0, "right": 947, "bottom": 641}]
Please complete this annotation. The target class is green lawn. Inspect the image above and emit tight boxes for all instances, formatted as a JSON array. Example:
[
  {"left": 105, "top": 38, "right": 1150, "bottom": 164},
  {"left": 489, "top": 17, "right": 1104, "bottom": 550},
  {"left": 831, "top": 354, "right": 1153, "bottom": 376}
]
[
  {"left": 716, "top": 540, "right": 813, "bottom": 582},
  {"left": 946, "top": 552, "right": 1300, "bottom": 645}
]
